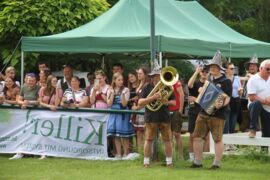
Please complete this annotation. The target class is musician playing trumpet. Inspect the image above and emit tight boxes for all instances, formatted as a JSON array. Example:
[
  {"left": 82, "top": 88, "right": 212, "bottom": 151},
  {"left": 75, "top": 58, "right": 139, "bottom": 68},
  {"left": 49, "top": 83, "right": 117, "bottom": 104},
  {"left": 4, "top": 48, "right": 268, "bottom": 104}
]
[
  {"left": 138, "top": 66, "right": 176, "bottom": 168},
  {"left": 191, "top": 51, "right": 232, "bottom": 170}
]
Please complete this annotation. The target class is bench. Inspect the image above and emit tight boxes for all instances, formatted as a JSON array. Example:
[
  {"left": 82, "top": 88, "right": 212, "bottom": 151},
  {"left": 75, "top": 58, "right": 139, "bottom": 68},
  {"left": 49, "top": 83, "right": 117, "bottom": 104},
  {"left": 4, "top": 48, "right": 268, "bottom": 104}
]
[{"left": 209, "top": 132, "right": 270, "bottom": 154}]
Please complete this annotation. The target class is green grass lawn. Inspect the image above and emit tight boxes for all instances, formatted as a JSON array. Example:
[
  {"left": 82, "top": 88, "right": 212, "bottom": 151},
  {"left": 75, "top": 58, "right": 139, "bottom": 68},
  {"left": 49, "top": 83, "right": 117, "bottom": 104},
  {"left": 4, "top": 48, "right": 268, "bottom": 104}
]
[
  {"left": 1, "top": 154, "right": 270, "bottom": 180},
  {"left": 1, "top": 136, "right": 270, "bottom": 180}
]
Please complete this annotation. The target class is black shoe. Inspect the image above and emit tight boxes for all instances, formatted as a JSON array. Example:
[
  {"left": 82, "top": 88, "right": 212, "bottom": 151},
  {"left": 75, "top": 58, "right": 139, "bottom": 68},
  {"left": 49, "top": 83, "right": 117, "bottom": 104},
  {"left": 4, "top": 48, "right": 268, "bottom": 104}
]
[
  {"left": 190, "top": 163, "right": 203, "bottom": 168},
  {"left": 210, "top": 165, "right": 220, "bottom": 170}
]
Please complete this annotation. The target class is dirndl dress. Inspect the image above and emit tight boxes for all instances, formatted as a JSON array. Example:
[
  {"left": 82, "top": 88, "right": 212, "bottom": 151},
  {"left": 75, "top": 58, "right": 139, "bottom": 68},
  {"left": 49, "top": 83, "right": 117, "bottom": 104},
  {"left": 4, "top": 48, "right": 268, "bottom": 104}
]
[{"left": 107, "top": 94, "right": 135, "bottom": 138}]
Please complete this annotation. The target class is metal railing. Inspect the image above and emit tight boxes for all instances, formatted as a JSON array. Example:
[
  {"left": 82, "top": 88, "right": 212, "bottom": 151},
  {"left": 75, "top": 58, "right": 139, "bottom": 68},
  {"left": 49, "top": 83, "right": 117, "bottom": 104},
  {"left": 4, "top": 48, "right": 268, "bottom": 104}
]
[{"left": 0, "top": 104, "right": 145, "bottom": 115}]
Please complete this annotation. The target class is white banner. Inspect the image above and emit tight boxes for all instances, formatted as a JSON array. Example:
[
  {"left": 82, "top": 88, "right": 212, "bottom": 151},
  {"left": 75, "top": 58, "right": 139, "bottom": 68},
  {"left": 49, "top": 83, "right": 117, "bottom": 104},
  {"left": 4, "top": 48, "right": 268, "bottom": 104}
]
[{"left": 0, "top": 108, "right": 108, "bottom": 159}]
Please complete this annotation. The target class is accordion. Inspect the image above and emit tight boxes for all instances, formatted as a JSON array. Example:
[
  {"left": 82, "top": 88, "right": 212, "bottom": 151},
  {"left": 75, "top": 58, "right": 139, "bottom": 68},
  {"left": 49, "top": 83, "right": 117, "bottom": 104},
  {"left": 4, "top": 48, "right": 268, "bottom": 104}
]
[{"left": 195, "top": 81, "right": 228, "bottom": 115}]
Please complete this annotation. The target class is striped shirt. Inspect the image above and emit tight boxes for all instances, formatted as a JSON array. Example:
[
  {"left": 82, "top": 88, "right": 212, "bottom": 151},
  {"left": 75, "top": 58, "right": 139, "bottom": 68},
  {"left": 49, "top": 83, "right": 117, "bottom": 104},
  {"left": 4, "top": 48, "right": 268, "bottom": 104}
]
[{"left": 63, "top": 88, "right": 87, "bottom": 103}]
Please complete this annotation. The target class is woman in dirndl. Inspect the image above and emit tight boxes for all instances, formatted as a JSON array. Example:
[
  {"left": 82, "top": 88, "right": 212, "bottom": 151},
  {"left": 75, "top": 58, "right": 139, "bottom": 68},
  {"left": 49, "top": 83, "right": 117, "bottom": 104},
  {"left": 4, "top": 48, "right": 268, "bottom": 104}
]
[{"left": 107, "top": 73, "right": 135, "bottom": 158}]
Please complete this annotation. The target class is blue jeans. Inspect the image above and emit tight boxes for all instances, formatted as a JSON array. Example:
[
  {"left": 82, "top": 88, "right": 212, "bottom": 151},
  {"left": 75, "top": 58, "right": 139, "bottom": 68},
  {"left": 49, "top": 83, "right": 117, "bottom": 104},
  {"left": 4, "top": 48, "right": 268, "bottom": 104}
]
[
  {"left": 248, "top": 101, "right": 270, "bottom": 137},
  {"left": 224, "top": 97, "right": 240, "bottom": 134},
  {"left": 223, "top": 110, "right": 230, "bottom": 134}
]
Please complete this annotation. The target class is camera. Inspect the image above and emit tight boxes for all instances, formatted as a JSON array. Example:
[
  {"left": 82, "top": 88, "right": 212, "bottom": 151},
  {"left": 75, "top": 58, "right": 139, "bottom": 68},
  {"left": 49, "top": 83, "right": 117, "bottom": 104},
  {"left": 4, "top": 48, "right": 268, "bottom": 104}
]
[
  {"left": 64, "top": 99, "right": 74, "bottom": 104},
  {"left": 94, "top": 79, "right": 100, "bottom": 86}
]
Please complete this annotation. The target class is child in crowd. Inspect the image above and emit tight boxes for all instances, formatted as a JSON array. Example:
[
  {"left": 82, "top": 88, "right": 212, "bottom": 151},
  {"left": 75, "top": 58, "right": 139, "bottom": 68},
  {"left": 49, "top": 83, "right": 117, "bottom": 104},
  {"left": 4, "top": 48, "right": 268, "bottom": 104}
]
[{"left": 107, "top": 73, "right": 134, "bottom": 159}]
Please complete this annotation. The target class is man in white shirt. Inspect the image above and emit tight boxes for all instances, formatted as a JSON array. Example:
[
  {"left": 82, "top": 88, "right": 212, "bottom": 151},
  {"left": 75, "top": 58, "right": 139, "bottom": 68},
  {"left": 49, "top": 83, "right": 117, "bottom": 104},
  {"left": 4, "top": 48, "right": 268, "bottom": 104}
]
[{"left": 247, "top": 59, "right": 270, "bottom": 138}]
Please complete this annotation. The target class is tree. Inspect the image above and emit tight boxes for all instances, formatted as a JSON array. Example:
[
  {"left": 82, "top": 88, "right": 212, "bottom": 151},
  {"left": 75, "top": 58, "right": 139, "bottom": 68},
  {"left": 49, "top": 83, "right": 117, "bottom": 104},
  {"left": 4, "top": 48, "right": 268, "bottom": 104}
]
[
  {"left": 168, "top": 60, "right": 194, "bottom": 82},
  {"left": 107, "top": 0, "right": 119, "bottom": 7},
  {"left": 257, "top": 0, "right": 270, "bottom": 41},
  {"left": 198, "top": 0, "right": 270, "bottom": 75},
  {"left": 0, "top": 0, "right": 109, "bottom": 72}
]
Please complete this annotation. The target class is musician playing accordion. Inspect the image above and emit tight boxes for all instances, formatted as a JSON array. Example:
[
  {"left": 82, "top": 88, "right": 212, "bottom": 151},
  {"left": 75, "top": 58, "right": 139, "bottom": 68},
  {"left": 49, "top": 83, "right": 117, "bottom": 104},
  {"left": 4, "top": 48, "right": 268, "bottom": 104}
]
[{"left": 191, "top": 51, "right": 232, "bottom": 170}]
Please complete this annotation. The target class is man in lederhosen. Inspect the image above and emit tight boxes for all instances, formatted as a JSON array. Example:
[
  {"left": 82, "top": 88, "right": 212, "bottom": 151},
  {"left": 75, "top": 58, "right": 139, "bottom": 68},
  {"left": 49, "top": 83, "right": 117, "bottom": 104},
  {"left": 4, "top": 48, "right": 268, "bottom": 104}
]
[{"left": 191, "top": 51, "right": 232, "bottom": 169}]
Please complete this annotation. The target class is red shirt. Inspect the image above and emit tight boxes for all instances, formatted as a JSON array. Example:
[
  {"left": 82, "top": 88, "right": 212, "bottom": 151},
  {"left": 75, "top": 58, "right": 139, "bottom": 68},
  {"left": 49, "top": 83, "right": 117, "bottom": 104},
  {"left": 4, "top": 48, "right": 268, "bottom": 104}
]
[{"left": 168, "top": 80, "right": 182, "bottom": 111}]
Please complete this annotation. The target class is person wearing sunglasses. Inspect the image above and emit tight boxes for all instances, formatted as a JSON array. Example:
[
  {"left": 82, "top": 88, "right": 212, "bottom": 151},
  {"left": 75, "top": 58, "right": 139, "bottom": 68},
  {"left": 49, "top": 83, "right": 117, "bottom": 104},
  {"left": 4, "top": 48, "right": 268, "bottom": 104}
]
[
  {"left": 187, "top": 65, "right": 210, "bottom": 162},
  {"left": 224, "top": 63, "right": 243, "bottom": 134},
  {"left": 247, "top": 59, "right": 270, "bottom": 139}
]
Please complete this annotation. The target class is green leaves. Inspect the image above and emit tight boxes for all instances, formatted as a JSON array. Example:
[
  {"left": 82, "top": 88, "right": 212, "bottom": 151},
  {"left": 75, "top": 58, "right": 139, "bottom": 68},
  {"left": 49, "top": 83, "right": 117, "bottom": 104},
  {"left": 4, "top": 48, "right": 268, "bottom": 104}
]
[
  {"left": 48, "top": 25, "right": 56, "bottom": 33},
  {"left": 0, "top": 0, "right": 109, "bottom": 39},
  {"left": 0, "top": 0, "right": 109, "bottom": 73},
  {"left": 200, "top": 0, "right": 269, "bottom": 41},
  {"left": 199, "top": 0, "right": 270, "bottom": 75},
  {"left": 2, "top": 49, "right": 20, "bottom": 67}
]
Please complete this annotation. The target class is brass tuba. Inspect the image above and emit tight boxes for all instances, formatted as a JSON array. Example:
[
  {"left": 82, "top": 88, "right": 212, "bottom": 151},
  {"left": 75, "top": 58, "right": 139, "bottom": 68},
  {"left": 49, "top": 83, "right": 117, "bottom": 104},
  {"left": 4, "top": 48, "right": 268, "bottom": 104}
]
[{"left": 146, "top": 66, "right": 179, "bottom": 111}]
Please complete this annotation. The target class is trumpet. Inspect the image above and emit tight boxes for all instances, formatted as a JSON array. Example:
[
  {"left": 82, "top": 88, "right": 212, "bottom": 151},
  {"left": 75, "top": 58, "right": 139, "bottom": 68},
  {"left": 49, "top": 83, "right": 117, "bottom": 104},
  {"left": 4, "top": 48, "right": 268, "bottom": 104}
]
[{"left": 146, "top": 66, "right": 179, "bottom": 111}]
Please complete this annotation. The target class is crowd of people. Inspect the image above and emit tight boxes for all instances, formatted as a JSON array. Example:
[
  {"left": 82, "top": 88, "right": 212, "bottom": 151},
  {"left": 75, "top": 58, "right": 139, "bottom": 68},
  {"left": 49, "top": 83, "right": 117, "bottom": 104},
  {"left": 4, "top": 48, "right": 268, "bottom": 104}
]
[{"left": 0, "top": 52, "right": 270, "bottom": 169}]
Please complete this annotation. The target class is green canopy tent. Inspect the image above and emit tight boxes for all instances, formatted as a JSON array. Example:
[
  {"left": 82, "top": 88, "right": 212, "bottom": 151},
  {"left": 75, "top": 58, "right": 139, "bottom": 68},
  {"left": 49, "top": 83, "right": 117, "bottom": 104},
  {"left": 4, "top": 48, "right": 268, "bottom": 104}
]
[
  {"left": 22, "top": 0, "right": 270, "bottom": 57},
  {"left": 21, "top": 0, "right": 270, "bottom": 81}
]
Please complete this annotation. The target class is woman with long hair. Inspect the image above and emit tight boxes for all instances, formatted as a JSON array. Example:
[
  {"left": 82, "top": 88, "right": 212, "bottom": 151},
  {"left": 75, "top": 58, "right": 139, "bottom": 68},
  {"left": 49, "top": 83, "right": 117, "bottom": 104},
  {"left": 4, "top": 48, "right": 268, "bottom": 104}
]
[
  {"left": 39, "top": 75, "right": 63, "bottom": 111},
  {"left": 127, "top": 71, "right": 139, "bottom": 109},
  {"left": 2, "top": 77, "right": 20, "bottom": 105},
  {"left": 107, "top": 73, "right": 134, "bottom": 158},
  {"left": 38, "top": 68, "right": 51, "bottom": 88},
  {"left": 224, "top": 63, "right": 243, "bottom": 134},
  {"left": 38, "top": 75, "right": 63, "bottom": 159},
  {"left": 1, "top": 66, "right": 20, "bottom": 87},
  {"left": 90, "top": 70, "right": 110, "bottom": 109},
  {"left": 131, "top": 67, "right": 149, "bottom": 150}
]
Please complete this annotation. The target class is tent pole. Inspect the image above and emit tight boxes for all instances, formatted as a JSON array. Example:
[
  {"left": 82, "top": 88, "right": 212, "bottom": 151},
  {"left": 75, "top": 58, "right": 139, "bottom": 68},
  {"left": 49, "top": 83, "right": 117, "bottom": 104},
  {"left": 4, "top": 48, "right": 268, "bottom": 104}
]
[
  {"left": 165, "top": 59, "right": 168, "bottom": 67},
  {"left": 101, "top": 55, "right": 105, "bottom": 69},
  {"left": 159, "top": 52, "right": 163, "bottom": 67},
  {"left": 150, "top": 0, "right": 156, "bottom": 69},
  {"left": 229, "top": 43, "right": 232, "bottom": 62},
  {"left": 21, "top": 51, "right": 24, "bottom": 85},
  {"left": 150, "top": 0, "right": 159, "bottom": 162}
]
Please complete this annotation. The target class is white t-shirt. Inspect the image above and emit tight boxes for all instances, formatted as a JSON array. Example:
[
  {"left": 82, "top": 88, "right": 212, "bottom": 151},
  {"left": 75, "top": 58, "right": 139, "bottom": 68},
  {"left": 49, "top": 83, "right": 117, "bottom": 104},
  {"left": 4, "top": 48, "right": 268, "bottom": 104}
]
[
  {"left": 247, "top": 73, "right": 270, "bottom": 112},
  {"left": 0, "top": 82, "right": 4, "bottom": 96}
]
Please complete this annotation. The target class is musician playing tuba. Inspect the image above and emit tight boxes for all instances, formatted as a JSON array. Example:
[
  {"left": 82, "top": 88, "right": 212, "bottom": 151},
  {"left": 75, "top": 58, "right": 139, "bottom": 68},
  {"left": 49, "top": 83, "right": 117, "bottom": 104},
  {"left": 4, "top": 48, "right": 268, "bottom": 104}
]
[{"left": 138, "top": 65, "right": 177, "bottom": 168}]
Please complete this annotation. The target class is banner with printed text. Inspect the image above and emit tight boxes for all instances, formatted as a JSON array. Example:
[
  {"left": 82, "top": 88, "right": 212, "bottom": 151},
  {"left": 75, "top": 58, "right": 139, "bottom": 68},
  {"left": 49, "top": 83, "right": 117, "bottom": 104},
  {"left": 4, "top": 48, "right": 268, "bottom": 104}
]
[{"left": 0, "top": 108, "right": 108, "bottom": 159}]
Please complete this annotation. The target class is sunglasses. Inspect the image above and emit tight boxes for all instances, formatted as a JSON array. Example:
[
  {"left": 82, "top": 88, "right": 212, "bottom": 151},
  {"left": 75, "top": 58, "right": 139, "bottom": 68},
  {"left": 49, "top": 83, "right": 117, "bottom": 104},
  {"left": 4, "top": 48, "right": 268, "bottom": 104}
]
[
  {"left": 229, "top": 67, "right": 235, "bottom": 70},
  {"left": 201, "top": 70, "right": 209, "bottom": 73}
]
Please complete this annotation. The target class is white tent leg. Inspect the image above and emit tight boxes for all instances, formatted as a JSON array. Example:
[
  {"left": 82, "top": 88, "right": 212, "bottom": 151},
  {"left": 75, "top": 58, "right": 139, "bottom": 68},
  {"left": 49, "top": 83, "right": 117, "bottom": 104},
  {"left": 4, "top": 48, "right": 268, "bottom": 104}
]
[
  {"left": 165, "top": 59, "right": 168, "bottom": 67},
  {"left": 101, "top": 55, "right": 105, "bottom": 69},
  {"left": 21, "top": 51, "right": 24, "bottom": 85},
  {"left": 228, "top": 43, "right": 232, "bottom": 62},
  {"left": 159, "top": 52, "right": 162, "bottom": 67}
]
